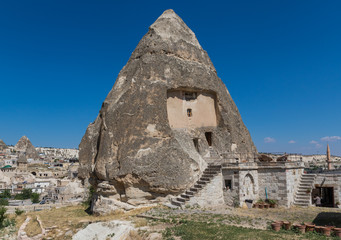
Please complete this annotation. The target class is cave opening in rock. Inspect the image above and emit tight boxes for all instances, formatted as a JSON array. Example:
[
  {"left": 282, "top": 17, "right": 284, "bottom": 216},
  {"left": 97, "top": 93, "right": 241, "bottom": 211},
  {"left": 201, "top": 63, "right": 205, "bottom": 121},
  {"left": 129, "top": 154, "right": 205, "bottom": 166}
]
[
  {"left": 205, "top": 132, "right": 212, "bottom": 146},
  {"left": 193, "top": 138, "right": 199, "bottom": 152}
]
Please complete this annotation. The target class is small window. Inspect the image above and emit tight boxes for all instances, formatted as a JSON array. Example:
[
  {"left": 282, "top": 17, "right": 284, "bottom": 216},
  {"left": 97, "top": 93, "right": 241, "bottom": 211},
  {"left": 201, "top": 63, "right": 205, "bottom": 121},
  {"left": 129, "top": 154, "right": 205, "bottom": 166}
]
[
  {"left": 224, "top": 180, "right": 232, "bottom": 190},
  {"left": 184, "top": 92, "right": 197, "bottom": 101},
  {"left": 187, "top": 109, "right": 192, "bottom": 117}
]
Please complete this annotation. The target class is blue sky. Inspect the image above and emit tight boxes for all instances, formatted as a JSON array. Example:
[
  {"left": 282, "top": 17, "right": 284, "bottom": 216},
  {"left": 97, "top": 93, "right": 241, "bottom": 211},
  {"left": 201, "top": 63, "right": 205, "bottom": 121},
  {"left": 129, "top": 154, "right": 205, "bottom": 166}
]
[{"left": 0, "top": 1, "right": 340, "bottom": 155}]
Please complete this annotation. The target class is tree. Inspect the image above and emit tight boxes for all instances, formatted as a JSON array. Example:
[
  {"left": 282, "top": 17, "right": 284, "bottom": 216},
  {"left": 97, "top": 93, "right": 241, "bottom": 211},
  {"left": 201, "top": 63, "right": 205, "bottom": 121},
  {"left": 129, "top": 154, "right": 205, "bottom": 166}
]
[
  {"left": 0, "top": 199, "right": 8, "bottom": 206},
  {"left": 14, "top": 189, "right": 33, "bottom": 200},
  {"left": 0, "top": 206, "right": 7, "bottom": 228},
  {"left": 21, "top": 189, "right": 32, "bottom": 199},
  {"left": 31, "top": 193, "right": 40, "bottom": 203},
  {"left": 0, "top": 190, "right": 11, "bottom": 199}
]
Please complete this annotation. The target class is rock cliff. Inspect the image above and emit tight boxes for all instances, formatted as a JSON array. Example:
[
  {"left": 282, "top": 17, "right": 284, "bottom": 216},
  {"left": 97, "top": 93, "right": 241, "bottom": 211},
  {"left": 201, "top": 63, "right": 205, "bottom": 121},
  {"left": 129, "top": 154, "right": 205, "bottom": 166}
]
[
  {"left": 15, "top": 136, "right": 38, "bottom": 159},
  {"left": 0, "top": 139, "right": 7, "bottom": 150},
  {"left": 79, "top": 10, "right": 257, "bottom": 208}
]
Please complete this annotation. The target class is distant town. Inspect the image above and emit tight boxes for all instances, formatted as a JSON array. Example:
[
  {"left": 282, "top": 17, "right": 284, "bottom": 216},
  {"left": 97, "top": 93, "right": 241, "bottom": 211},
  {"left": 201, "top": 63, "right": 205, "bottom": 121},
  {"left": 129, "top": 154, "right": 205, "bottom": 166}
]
[{"left": 0, "top": 136, "right": 85, "bottom": 212}]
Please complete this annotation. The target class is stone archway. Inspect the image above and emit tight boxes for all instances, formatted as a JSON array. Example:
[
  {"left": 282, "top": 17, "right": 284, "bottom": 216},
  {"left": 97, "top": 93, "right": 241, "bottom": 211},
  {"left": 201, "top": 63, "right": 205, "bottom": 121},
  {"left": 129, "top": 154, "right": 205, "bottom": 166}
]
[{"left": 244, "top": 173, "right": 256, "bottom": 200}]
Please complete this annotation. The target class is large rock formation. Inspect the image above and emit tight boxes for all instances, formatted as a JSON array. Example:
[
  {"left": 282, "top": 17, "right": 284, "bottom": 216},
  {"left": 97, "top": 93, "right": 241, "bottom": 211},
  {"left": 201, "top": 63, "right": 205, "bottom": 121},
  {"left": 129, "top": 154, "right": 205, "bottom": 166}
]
[
  {"left": 0, "top": 139, "right": 7, "bottom": 151},
  {"left": 15, "top": 136, "right": 38, "bottom": 159},
  {"left": 79, "top": 9, "right": 257, "bottom": 208}
]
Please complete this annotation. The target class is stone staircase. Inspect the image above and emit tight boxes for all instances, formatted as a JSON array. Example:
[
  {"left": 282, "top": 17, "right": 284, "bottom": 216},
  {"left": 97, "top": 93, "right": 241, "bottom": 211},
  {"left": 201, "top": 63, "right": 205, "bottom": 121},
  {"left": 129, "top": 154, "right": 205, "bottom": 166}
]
[
  {"left": 208, "top": 146, "right": 220, "bottom": 159},
  {"left": 294, "top": 173, "right": 316, "bottom": 207},
  {"left": 170, "top": 164, "right": 222, "bottom": 208}
]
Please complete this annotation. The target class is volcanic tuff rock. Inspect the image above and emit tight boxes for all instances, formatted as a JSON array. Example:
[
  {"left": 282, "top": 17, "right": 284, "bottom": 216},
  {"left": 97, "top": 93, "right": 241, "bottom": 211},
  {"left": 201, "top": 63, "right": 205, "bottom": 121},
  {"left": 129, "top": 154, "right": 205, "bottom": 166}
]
[
  {"left": 15, "top": 136, "right": 38, "bottom": 159},
  {"left": 79, "top": 10, "right": 257, "bottom": 206},
  {"left": 0, "top": 139, "right": 7, "bottom": 150}
]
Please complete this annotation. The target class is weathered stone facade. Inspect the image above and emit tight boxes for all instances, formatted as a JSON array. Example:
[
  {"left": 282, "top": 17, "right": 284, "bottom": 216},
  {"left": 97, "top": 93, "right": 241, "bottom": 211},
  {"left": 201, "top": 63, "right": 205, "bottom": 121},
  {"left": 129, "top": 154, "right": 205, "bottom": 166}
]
[
  {"left": 313, "top": 173, "right": 341, "bottom": 206},
  {"left": 221, "top": 161, "right": 304, "bottom": 207},
  {"left": 188, "top": 173, "right": 224, "bottom": 207}
]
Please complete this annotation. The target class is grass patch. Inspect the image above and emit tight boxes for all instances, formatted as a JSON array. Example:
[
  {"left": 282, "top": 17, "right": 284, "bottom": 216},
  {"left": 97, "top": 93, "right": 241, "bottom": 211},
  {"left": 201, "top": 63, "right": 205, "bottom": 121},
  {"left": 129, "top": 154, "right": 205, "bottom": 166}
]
[
  {"left": 25, "top": 217, "right": 42, "bottom": 237},
  {"left": 163, "top": 221, "right": 339, "bottom": 240}
]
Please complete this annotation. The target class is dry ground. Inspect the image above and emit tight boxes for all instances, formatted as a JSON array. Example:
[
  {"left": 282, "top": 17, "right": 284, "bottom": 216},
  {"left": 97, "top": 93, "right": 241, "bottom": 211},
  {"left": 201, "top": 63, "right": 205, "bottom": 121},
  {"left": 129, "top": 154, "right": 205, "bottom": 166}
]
[{"left": 3, "top": 204, "right": 341, "bottom": 239}]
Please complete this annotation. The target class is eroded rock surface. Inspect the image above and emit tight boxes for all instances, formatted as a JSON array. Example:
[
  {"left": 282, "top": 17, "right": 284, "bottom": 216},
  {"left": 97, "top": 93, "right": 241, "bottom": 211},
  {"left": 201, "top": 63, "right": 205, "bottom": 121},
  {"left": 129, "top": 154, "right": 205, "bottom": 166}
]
[
  {"left": 0, "top": 139, "right": 7, "bottom": 150},
  {"left": 79, "top": 9, "right": 256, "bottom": 210},
  {"left": 15, "top": 136, "right": 38, "bottom": 159}
]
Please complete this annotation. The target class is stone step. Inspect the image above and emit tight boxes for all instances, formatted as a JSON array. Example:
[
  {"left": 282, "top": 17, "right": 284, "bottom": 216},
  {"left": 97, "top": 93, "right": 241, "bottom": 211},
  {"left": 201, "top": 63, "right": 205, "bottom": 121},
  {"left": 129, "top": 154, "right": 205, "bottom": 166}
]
[
  {"left": 294, "top": 198, "right": 310, "bottom": 202},
  {"left": 298, "top": 186, "right": 313, "bottom": 189},
  {"left": 197, "top": 180, "right": 207, "bottom": 185},
  {"left": 190, "top": 187, "right": 199, "bottom": 192},
  {"left": 194, "top": 184, "right": 203, "bottom": 189},
  {"left": 177, "top": 197, "right": 186, "bottom": 203},
  {"left": 298, "top": 185, "right": 312, "bottom": 188},
  {"left": 301, "top": 177, "right": 314, "bottom": 181},
  {"left": 296, "top": 192, "right": 311, "bottom": 195},
  {"left": 294, "top": 202, "right": 309, "bottom": 206},
  {"left": 301, "top": 176, "right": 315, "bottom": 179},
  {"left": 208, "top": 165, "right": 221, "bottom": 169},
  {"left": 301, "top": 179, "right": 314, "bottom": 182},
  {"left": 203, "top": 170, "right": 219, "bottom": 175},
  {"left": 200, "top": 177, "right": 210, "bottom": 181},
  {"left": 185, "top": 190, "right": 194, "bottom": 196},
  {"left": 202, "top": 174, "right": 214, "bottom": 178},
  {"left": 297, "top": 190, "right": 312, "bottom": 193},
  {"left": 171, "top": 199, "right": 183, "bottom": 207},
  {"left": 295, "top": 195, "right": 311, "bottom": 200},
  {"left": 181, "top": 194, "right": 190, "bottom": 199}
]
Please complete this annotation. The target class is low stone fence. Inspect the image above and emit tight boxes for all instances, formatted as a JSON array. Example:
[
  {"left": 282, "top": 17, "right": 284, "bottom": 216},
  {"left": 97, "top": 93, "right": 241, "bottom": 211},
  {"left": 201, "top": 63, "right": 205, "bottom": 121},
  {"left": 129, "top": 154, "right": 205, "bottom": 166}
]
[{"left": 5, "top": 201, "right": 80, "bottom": 214}]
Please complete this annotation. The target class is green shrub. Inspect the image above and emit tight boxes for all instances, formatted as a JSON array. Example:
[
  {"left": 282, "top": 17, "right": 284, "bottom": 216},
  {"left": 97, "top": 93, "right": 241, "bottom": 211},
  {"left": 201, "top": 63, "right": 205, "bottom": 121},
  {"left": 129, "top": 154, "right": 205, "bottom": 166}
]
[
  {"left": 15, "top": 208, "right": 25, "bottom": 216},
  {"left": 31, "top": 193, "right": 40, "bottom": 203},
  {"left": 0, "top": 198, "right": 8, "bottom": 206},
  {"left": 22, "top": 189, "right": 32, "bottom": 199},
  {"left": 0, "top": 190, "right": 11, "bottom": 199},
  {"left": 83, "top": 186, "right": 95, "bottom": 208},
  {"left": 0, "top": 206, "right": 7, "bottom": 228}
]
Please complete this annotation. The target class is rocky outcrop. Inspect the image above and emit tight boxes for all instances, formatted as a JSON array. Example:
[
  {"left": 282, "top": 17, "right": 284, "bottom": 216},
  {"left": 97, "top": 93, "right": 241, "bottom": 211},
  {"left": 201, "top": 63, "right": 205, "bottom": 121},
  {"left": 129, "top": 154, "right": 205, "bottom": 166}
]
[
  {"left": 15, "top": 136, "right": 38, "bottom": 159},
  {"left": 79, "top": 9, "right": 257, "bottom": 210},
  {"left": 0, "top": 139, "right": 7, "bottom": 150}
]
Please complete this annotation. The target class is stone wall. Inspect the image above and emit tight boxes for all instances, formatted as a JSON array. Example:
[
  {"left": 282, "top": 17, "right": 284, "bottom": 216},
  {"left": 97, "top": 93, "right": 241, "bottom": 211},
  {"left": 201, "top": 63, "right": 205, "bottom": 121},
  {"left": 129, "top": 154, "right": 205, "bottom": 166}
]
[
  {"left": 258, "top": 169, "right": 287, "bottom": 205},
  {"left": 286, "top": 168, "right": 303, "bottom": 206},
  {"left": 238, "top": 170, "right": 259, "bottom": 206},
  {"left": 314, "top": 174, "right": 341, "bottom": 206},
  {"left": 222, "top": 169, "right": 239, "bottom": 206},
  {"left": 188, "top": 172, "right": 224, "bottom": 207}
]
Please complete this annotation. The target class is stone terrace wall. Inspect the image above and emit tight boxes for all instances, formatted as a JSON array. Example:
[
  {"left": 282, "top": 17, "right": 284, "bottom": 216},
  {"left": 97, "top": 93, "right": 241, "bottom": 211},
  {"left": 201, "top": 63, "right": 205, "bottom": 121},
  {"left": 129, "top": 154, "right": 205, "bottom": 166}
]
[
  {"left": 188, "top": 172, "right": 224, "bottom": 207},
  {"left": 258, "top": 169, "right": 287, "bottom": 205},
  {"left": 286, "top": 168, "right": 303, "bottom": 206}
]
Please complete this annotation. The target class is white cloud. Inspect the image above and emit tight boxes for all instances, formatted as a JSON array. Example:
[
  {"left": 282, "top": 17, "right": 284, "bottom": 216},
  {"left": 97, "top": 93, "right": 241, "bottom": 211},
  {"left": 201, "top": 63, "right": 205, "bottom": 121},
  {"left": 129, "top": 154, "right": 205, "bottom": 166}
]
[
  {"left": 264, "top": 137, "right": 276, "bottom": 143},
  {"left": 310, "top": 140, "right": 322, "bottom": 149},
  {"left": 321, "top": 136, "right": 341, "bottom": 142},
  {"left": 288, "top": 140, "right": 296, "bottom": 144}
]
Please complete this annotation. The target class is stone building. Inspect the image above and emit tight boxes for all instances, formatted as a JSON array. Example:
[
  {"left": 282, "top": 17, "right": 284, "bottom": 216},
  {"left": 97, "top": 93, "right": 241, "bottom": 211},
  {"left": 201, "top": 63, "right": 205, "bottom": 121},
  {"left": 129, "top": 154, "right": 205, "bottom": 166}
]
[{"left": 17, "top": 154, "right": 28, "bottom": 173}]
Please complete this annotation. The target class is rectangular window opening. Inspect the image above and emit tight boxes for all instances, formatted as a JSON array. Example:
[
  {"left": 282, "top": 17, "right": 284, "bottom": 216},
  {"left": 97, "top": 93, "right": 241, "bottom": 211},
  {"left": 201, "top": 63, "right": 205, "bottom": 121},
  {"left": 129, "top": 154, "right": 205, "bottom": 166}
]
[
  {"left": 184, "top": 92, "right": 197, "bottom": 101},
  {"left": 205, "top": 132, "right": 212, "bottom": 146},
  {"left": 224, "top": 180, "right": 232, "bottom": 190}
]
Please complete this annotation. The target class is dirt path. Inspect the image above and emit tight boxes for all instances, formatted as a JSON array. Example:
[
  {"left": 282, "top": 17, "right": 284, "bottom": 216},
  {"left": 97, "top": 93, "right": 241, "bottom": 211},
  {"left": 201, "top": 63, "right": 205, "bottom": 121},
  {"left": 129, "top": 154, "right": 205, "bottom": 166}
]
[{"left": 17, "top": 216, "right": 46, "bottom": 240}]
